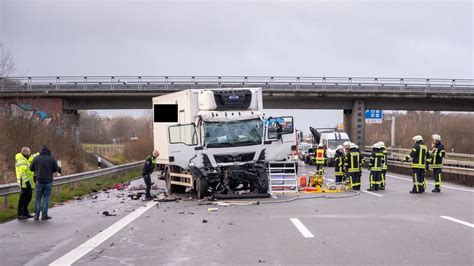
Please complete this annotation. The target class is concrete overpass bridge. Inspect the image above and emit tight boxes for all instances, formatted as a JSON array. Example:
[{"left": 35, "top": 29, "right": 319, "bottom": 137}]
[{"left": 1, "top": 76, "right": 473, "bottom": 147}]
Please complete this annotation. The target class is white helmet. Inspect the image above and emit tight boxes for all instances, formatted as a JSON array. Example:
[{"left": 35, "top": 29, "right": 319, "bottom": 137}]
[
  {"left": 412, "top": 135, "right": 423, "bottom": 142},
  {"left": 349, "top": 143, "right": 358, "bottom": 149},
  {"left": 372, "top": 143, "right": 381, "bottom": 149},
  {"left": 336, "top": 145, "right": 343, "bottom": 151},
  {"left": 377, "top": 141, "right": 386, "bottom": 148},
  {"left": 343, "top": 141, "right": 351, "bottom": 147},
  {"left": 432, "top": 134, "right": 441, "bottom": 141}
]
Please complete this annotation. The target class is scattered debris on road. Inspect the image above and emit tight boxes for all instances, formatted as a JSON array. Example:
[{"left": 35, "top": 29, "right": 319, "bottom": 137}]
[
  {"left": 202, "top": 219, "right": 208, "bottom": 223},
  {"left": 208, "top": 208, "right": 219, "bottom": 212},
  {"left": 128, "top": 192, "right": 145, "bottom": 200},
  {"left": 102, "top": 211, "right": 117, "bottom": 217},
  {"left": 178, "top": 211, "right": 195, "bottom": 215}
]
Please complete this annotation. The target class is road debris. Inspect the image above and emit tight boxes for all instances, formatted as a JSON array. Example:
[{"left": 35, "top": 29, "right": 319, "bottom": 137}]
[
  {"left": 202, "top": 219, "right": 208, "bottom": 223},
  {"left": 128, "top": 192, "right": 145, "bottom": 200},
  {"left": 178, "top": 211, "right": 195, "bottom": 215},
  {"left": 208, "top": 208, "right": 219, "bottom": 212},
  {"left": 102, "top": 211, "right": 117, "bottom": 217}
]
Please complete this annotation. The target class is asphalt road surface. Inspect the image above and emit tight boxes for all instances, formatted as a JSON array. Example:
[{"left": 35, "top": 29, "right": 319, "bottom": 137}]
[{"left": 0, "top": 163, "right": 473, "bottom": 265}]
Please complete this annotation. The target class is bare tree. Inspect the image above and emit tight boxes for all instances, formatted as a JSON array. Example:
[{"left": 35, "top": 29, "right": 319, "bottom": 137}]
[{"left": 0, "top": 43, "right": 16, "bottom": 77}]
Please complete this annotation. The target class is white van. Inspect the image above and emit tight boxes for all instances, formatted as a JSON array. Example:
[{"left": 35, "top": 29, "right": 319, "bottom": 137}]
[{"left": 319, "top": 132, "right": 350, "bottom": 165}]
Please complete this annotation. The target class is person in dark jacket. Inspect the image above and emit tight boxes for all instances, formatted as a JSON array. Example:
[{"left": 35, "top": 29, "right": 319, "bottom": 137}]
[
  {"left": 428, "top": 134, "right": 445, "bottom": 193},
  {"left": 334, "top": 145, "right": 345, "bottom": 183},
  {"left": 143, "top": 150, "right": 160, "bottom": 200},
  {"left": 30, "top": 146, "right": 61, "bottom": 220},
  {"left": 405, "top": 135, "right": 428, "bottom": 194}
]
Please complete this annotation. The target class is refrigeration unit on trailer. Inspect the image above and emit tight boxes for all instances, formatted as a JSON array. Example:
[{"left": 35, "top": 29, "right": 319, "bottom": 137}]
[{"left": 153, "top": 88, "right": 295, "bottom": 199}]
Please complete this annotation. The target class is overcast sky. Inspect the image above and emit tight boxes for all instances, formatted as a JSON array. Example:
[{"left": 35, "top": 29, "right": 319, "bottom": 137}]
[{"left": 1, "top": 0, "right": 472, "bottom": 132}]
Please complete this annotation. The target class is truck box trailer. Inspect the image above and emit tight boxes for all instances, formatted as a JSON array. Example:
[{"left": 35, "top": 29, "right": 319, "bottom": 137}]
[{"left": 153, "top": 88, "right": 295, "bottom": 198}]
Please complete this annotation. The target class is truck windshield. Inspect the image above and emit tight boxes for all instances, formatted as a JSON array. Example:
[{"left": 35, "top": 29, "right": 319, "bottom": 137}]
[
  {"left": 328, "top": 139, "right": 350, "bottom": 150},
  {"left": 204, "top": 119, "right": 263, "bottom": 148}
]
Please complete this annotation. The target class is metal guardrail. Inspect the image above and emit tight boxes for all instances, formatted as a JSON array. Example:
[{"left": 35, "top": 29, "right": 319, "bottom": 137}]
[
  {"left": 361, "top": 151, "right": 474, "bottom": 177},
  {"left": 364, "top": 146, "right": 474, "bottom": 167},
  {"left": 0, "top": 161, "right": 143, "bottom": 206},
  {"left": 1, "top": 76, "right": 473, "bottom": 93}
]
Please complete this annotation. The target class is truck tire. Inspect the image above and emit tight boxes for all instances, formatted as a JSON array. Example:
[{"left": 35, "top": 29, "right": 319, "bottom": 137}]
[
  {"left": 165, "top": 166, "right": 186, "bottom": 194},
  {"left": 196, "top": 177, "right": 208, "bottom": 199}
]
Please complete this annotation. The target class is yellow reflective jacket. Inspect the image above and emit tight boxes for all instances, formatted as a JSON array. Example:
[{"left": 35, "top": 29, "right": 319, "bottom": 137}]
[{"left": 15, "top": 153, "right": 37, "bottom": 188}]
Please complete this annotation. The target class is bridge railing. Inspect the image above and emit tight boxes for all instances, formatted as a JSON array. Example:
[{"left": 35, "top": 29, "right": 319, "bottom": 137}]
[{"left": 1, "top": 76, "right": 473, "bottom": 93}]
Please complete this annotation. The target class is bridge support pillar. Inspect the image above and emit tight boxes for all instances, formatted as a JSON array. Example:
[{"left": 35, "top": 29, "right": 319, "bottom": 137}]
[
  {"left": 63, "top": 109, "right": 80, "bottom": 143},
  {"left": 343, "top": 100, "right": 365, "bottom": 148}
]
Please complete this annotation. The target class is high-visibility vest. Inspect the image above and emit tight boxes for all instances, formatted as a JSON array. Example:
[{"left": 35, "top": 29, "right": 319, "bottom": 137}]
[
  {"left": 409, "top": 143, "right": 428, "bottom": 169},
  {"left": 334, "top": 154, "right": 344, "bottom": 176},
  {"left": 429, "top": 143, "right": 445, "bottom": 169},
  {"left": 15, "top": 152, "right": 37, "bottom": 188},
  {"left": 381, "top": 149, "right": 388, "bottom": 171},
  {"left": 315, "top": 148, "right": 326, "bottom": 165},
  {"left": 369, "top": 151, "right": 384, "bottom": 172},
  {"left": 345, "top": 151, "right": 361, "bottom": 173}
]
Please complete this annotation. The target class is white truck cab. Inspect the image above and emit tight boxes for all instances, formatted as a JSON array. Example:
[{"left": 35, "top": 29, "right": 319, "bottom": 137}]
[{"left": 153, "top": 88, "right": 295, "bottom": 199}]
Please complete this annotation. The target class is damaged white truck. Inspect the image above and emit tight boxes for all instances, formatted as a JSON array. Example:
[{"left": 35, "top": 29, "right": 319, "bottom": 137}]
[{"left": 153, "top": 88, "right": 295, "bottom": 199}]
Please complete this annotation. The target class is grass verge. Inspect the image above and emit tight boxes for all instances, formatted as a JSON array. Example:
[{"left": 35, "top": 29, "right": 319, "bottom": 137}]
[
  {"left": 108, "top": 153, "right": 127, "bottom": 165},
  {"left": 0, "top": 168, "right": 142, "bottom": 223}
]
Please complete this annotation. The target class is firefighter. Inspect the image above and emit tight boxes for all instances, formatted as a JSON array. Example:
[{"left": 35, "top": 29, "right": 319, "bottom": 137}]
[
  {"left": 342, "top": 141, "right": 351, "bottom": 180},
  {"left": 345, "top": 143, "right": 362, "bottom": 190},
  {"left": 405, "top": 135, "right": 428, "bottom": 193},
  {"left": 334, "top": 145, "right": 345, "bottom": 183},
  {"left": 368, "top": 143, "right": 384, "bottom": 191},
  {"left": 143, "top": 150, "right": 160, "bottom": 200},
  {"left": 314, "top": 144, "right": 326, "bottom": 176},
  {"left": 378, "top": 141, "right": 388, "bottom": 190},
  {"left": 428, "top": 134, "right": 445, "bottom": 193}
]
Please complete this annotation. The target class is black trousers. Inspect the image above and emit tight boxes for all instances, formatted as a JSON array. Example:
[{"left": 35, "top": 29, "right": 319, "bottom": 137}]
[
  {"left": 369, "top": 171, "right": 381, "bottom": 190},
  {"left": 348, "top": 172, "right": 361, "bottom": 190},
  {"left": 18, "top": 184, "right": 32, "bottom": 216},
  {"left": 433, "top": 168, "right": 442, "bottom": 189},
  {"left": 335, "top": 175, "right": 344, "bottom": 183},
  {"left": 412, "top": 168, "right": 425, "bottom": 193},
  {"left": 143, "top": 174, "right": 152, "bottom": 197}
]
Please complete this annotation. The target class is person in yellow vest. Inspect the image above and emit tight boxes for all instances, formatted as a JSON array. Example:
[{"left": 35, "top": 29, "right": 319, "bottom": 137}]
[
  {"left": 334, "top": 145, "right": 345, "bottom": 183},
  {"left": 15, "top": 147, "right": 39, "bottom": 219},
  {"left": 368, "top": 143, "right": 384, "bottom": 191},
  {"left": 378, "top": 141, "right": 388, "bottom": 190},
  {"left": 314, "top": 144, "right": 327, "bottom": 176},
  {"left": 405, "top": 135, "right": 429, "bottom": 193},
  {"left": 428, "top": 134, "right": 445, "bottom": 193}
]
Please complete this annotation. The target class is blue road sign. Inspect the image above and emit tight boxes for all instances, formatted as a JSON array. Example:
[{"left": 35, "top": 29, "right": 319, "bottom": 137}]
[{"left": 365, "top": 110, "right": 383, "bottom": 123}]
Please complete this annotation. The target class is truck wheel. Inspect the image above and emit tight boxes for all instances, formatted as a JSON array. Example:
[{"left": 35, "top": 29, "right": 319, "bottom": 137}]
[
  {"left": 196, "top": 177, "right": 208, "bottom": 199},
  {"left": 165, "top": 166, "right": 186, "bottom": 194}
]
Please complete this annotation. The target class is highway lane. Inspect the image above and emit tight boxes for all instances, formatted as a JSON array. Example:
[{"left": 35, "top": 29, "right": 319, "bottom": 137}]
[{"left": 0, "top": 163, "right": 473, "bottom": 265}]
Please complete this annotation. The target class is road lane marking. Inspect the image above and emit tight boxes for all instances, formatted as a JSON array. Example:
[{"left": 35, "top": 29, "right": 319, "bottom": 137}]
[
  {"left": 440, "top": 216, "right": 474, "bottom": 228},
  {"left": 50, "top": 201, "right": 157, "bottom": 266},
  {"left": 362, "top": 170, "right": 474, "bottom": 193},
  {"left": 290, "top": 218, "right": 314, "bottom": 238},
  {"left": 361, "top": 190, "right": 383, "bottom": 197}
]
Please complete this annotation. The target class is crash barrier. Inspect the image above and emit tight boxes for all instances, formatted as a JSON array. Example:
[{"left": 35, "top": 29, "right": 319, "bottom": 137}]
[
  {"left": 361, "top": 151, "right": 474, "bottom": 186},
  {"left": 0, "top": 161, "right": 144, "bottom": 208}
]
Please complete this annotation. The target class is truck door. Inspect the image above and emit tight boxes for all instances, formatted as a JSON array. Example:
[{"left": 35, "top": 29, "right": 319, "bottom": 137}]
[
  {"left": 264, "top": 116, "right": 295, "bottom": 161},
  {"left": 168, "top": 123, "right": 199, "bottom": 170}
]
